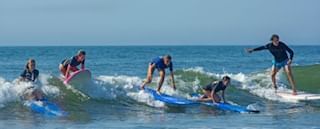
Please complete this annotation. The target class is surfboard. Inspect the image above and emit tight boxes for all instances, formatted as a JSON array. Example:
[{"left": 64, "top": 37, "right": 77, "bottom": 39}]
[
  {"left": 145, "top": 88, "right": 259, "bottom": 113},
  {"left": 277, "top": 91, "right": 320, "bottom": 101},
  {"left": 145, "top": 88, "right": 196, "bottom": 105},
  {"left": 200, "top": 101, "right": 259, "bottom": 113},
  {"left": 25, "top": 99, "right": 67, "bottom": 116},
  {"left": 64, "top": 69, "right": 92, "bottom": 85}
]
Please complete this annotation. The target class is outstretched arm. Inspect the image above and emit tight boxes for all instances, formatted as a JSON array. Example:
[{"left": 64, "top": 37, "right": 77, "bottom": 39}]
[{"left": 246, "top": 45, "right": 268, "bottom": 53}]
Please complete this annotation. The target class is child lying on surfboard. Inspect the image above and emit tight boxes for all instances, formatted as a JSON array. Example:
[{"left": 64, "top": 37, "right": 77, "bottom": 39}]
[
  {"left": 59, "top": 50, "right": 86, "bottom": 79},
  {"left": 197, "top": 76, "right": 231, "bottom": 103},
  {"left": 19, "top": 59, "right": 44, "bottom": 101}
]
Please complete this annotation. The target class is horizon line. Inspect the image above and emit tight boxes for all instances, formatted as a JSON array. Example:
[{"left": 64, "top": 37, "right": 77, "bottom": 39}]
[{"left": 0, "top": 43, "right": 319, "bottom": 47}]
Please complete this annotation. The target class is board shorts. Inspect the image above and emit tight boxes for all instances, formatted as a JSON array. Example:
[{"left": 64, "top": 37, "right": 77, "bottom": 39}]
[{"left": 272, "top": 59, "right": 288, "bottom": 70}]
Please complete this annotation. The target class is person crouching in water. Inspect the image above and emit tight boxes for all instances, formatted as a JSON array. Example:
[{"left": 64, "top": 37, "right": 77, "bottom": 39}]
[
  {"left": 20, "top": 59, "right": 43, "bottom": 101},
  {"left": 198, "top": 76, "right": 231, "bottom": 103},
  {"left": 59, "top": 50, "right": 86, "bottom": 79}
]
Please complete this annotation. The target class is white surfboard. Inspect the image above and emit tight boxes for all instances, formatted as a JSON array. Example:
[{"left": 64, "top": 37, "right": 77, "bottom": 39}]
[
  {"left": 63, "top": 69, "right": 92, "bottom": 97},
  {"left": 277, "top": 91, "right": 320, "bottom": 101},
  {"left": 64, "top": 69, "right": 92, "bottom": 86}
]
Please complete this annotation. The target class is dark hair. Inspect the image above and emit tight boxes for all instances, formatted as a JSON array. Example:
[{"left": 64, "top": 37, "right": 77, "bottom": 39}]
[
  {"left": 25, "top": 59, "right": 36, "bottom": 71},
  {"left": 270, "top": 34, "right": 280, "bottom": 41},
  {"left": 164, "top": 54, "right": 172, "bottom": 60},
  {"left": 77, "top": 50, "right": 86, "bottom": 56},
  {"left": 222, "top": 76, "right": 231, "bottom": 81}
]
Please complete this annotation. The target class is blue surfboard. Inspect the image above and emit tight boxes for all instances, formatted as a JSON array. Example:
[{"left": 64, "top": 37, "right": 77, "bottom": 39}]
[
  {"left": 145, "top": 88, "right": 196, "bottom": 105},
  {"left": 25, "top": 99, "right": 67, "bottom": 117},
  {"left": 145, "top": 88, "right": 259, "bottom": 113}
]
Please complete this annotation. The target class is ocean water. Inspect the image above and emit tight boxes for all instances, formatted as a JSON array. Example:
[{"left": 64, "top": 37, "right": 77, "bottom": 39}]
[{"left": 0, "top": 46, "right": 319, "bottom": 129}]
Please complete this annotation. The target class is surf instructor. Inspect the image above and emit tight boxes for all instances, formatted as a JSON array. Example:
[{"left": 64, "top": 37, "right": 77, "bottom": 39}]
[
  {"left": 246, "top": 34, "right": 297, "bottom": 95},
  {"left": 140, "top": 55, "right": 176, "bottom": 93},
  {"left": 59, "top": 50, "right": 86, "bottom": 79}
]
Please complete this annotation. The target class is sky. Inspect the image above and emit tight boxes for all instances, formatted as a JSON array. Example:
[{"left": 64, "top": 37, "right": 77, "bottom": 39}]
[{"left": 0, "top": 0, "right": 319, "bottom": 46}]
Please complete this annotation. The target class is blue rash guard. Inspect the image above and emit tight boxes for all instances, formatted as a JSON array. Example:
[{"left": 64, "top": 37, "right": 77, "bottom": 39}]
[
  {"left": 150, "top": 57, "right": 173, "bottom": 71},
  {"left": 20, "top": 69, "right": 39, "bottom": 82},
  {"left": 61, "top": 56, "right": 85, "bottom": 68}
]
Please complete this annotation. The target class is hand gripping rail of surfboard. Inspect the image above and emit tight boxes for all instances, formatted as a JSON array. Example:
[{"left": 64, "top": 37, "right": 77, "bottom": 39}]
[
  {"left": 64, "top": 69, "right": 92, "bottom": 85},
  {"left": 145, "top": 88, "right": 260, "bottom": 113}
]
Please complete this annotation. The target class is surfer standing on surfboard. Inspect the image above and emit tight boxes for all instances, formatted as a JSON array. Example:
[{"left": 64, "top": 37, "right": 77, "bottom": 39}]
[
  {"left": 59, "top": 50, "right": 86, "bottom": 79},
  {"left": 246, "top": 34, "right": 297, "bottom": 95},
  {"left": 140, "top": 55, "right": 176, "bottom": 93},
  {"left": 198, "top": 76, "right": 231, "bottom": 103}
]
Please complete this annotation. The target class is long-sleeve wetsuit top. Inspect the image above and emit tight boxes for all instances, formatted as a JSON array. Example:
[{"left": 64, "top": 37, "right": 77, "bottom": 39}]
[{"left": 253, "top": 42, "right": 294, "bottom": 62}]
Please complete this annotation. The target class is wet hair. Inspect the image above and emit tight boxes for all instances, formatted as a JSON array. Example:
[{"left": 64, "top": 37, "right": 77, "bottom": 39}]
[
  {"left": 222, "top": 76, "right": 231, "bottom": 81},
  {"left": 25, "top": 59, "right": 36, "bottom": 71},
  {"left": 77, "top": 50, "right": 86, "bottom": 56},
  {"left": 164, "top": 55, "right": 172, "bottom": 60},
  {"left": 270, "top": 34, "right": 280, "bottom": 41}
]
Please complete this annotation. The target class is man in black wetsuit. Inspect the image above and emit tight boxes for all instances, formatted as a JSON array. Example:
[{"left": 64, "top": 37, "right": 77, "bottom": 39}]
[
  {"left": 246, "top": 34, "right": 297, "bottom": 95},
  {"left": 198, "top": 76, "right": 231, "bottom": 103}
]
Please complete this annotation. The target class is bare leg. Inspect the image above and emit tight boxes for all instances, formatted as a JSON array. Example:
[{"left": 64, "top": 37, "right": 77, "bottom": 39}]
[
  {"left": 156, "top": 70, "right": 165, "bottom": 92},
  {"left": 140, "top": 64, "right": 155, "bottom": 90},
  {"left": 271, "top": 66, "right": 279, "bottom": 92},
  {"left": 284, "top": 65, "right": 297, "bottom": 95},
  {"left": 199, "top": 90, "right": 212, "bottom": 102},
  {"left": 212, "top": 93, "right": 221, "bottom": 103},
  {"left": 59, "top": 64, "right": 67, "bottom": 76}
]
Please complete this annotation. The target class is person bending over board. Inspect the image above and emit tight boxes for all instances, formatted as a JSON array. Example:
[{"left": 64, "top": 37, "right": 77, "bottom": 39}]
[
  {"left": 59, "top": 50, "right": 86, "bottom": 79},
  {"left": 198, "top": 76, "right": 231, "bottom": 103},
  {"left": 246, "top": 34, "right": 297, "bottom": 95},
  {"left": 140, "top": 55, "right": 176, "bottom": 93},
  {"left": 19, "top": 59, "right": 43, "bottom": 101}
]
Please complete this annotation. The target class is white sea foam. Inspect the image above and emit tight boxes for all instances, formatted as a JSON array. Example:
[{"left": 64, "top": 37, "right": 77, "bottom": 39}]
[{"left": 0, "top": 74, "right": 62, "bottom": 108}]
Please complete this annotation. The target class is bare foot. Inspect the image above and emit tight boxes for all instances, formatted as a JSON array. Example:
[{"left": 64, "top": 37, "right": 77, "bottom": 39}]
[
  {"left": 140, "top": 85, "right": 145, "bottom": 90},
  {"left": 292, "top": 90, "right": 298, "bottom": 95},
  {"left": 156, "top": 90, "right": 161, "bottom": 95}
]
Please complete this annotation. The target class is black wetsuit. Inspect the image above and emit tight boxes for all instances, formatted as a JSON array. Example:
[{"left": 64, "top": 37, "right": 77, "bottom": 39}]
[
  {"left": 61, "top": 56, "right": 85, "bottom": 68},
  {"left": 203, "top": 81, "right": 227, "bottom": 93},
  {"left": 253, "top": 42, "right": 294, "bottom": 62},
  {"left": 20, "top": 69, "right": 39, "bottom": 82}
]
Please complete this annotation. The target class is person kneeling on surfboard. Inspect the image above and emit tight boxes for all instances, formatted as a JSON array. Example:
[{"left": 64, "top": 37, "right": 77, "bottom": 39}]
[
  {"left": 198, "top": 76, "right": 231, "bottom": 103},
  {"left": 59, "top": 50, "right": 86, "bottom": 79},
  {"left": 246, "top": 34, "right": 297, "bottom": 95},
  {"left": 140, "top": 55, "right": 176, "bottom": 93},
  {"left": 19, "top": 59, "right": 43, "bottom": 101}
]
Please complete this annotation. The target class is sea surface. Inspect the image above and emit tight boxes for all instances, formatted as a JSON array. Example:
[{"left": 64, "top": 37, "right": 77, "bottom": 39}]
[{"left": 0, "top": 46, "right": 319, "bottom": 129}]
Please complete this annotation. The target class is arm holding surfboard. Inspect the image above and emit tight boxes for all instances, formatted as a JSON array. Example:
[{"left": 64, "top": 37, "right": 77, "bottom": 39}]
[{"left": 59, "top": 50, "right": 86, "bottom": 80}]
